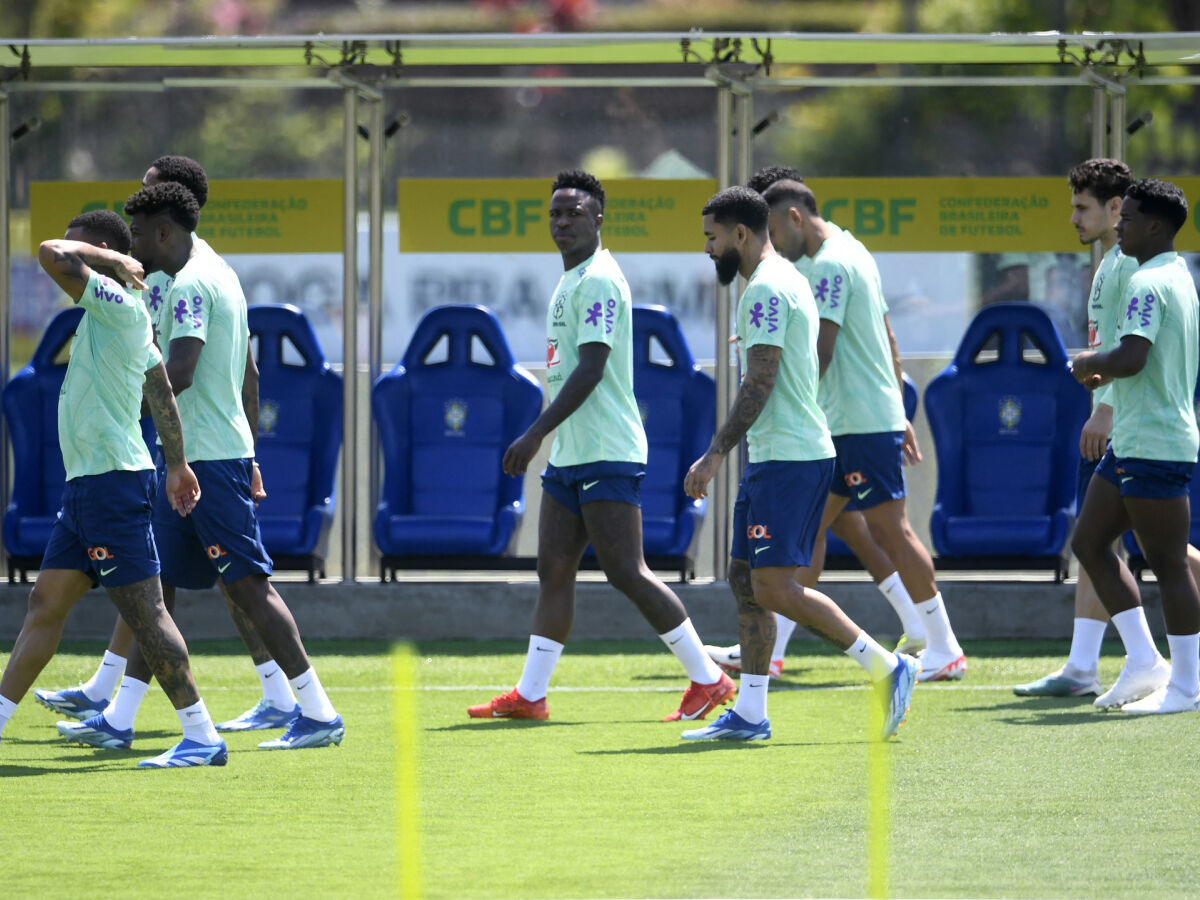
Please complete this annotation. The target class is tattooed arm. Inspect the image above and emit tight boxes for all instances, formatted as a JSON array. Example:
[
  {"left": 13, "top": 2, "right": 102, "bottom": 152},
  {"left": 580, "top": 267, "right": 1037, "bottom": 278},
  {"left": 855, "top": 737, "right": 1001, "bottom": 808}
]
[
  {"left": 683, "top": 344, "right": 780, "bottom": 500},
  {"left": 38, "top": 240, "right": 145, "bottom": 302},
  {"left": 144, "top": 361, "right": 201, "bottom": 515}
]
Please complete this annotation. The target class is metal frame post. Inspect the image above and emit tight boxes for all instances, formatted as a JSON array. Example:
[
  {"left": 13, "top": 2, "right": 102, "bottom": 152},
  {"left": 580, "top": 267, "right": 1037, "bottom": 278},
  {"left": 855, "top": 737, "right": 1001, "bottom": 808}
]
[
  {"left": 366, "top": 94, "right": 384, "bottom": 577},
  {"left": 1109, "top": 87, "right": 1127, "bottom": 163},
  {"left": 1090, "top": 84, "right": 1108, "bottom": 272},
  {"left": 341, "top": 85, "right": 359, "bottom": 583},
  {"left": 712, "top": 83, "right": 733, "bottom": 582},
  {"left": 0, "top": 92, "right": 9, "bottom": 577}
]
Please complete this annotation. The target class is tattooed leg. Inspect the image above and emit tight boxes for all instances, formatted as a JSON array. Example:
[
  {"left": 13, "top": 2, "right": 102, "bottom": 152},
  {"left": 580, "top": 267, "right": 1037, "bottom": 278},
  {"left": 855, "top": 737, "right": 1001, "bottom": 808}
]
[
  {"left": 106, "top": 576, "right": 199, "bottom": 710},
  {"left": 0, "top": 569, "right": 93, "bottom": 703},
  {"left": 729, "top": 558, "right": 775, "bottom": 676}
]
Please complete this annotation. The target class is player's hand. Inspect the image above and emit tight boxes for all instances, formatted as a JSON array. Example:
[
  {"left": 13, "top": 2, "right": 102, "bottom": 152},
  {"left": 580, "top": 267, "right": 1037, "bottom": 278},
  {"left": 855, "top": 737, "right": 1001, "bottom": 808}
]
[
  {"left": 684, "top": 450, "right": 723, "bottom": 500},
  {"left": 112, "top": 253, "right": 146, "bottom": 291},
  {"left": 250, "top": 460, "right": 267, "bottom": 505},
  {"left": 1079, "top": 405, "right": 1113, "bottom": 461},
  {"left": 502, "top": 431, "right": 542, "bottom": 477},
  {"left": 901, "top": 420, "right": 922, "bottom": 466},
  {"left": 165, "top": 462, "right": 201, "bottom": 516},
  {"left": 1070, "top": 350, "right": 1096, "bottom": 385}
]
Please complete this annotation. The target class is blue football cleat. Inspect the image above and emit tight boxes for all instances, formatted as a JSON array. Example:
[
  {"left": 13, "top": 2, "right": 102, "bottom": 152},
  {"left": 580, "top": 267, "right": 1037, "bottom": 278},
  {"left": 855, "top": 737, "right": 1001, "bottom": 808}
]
[
  {"left": 57, "top": 714, "right": 133, "bottom": 750},
  {"left": 883, "top": 653, "right": 920, "bottom": 740},
  {"left": 215, "top": 698, "right": 301, "bottom": 732},
  {"left": 258, "top": 714, "right": 345, "bottom": 750},
  {"left": 34, "top": 686, "right": 109, "bottom": 721},
  {"left": 137, "top": 738, "right": 228, "bottom": 768},
  {"left": 680, "top": 708, "right": 771, "bottom": 741}
]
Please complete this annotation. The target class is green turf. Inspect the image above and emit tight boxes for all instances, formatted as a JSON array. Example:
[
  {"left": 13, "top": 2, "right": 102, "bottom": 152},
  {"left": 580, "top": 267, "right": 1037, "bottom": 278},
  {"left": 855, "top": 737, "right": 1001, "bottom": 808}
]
[{"left": 3, "top": 638, "right": 1199, "bottom": 898}]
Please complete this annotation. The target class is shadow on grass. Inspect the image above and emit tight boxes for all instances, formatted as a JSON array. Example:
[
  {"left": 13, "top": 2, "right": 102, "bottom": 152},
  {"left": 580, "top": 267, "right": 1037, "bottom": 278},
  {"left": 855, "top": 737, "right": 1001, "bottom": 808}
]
[
  {"left": 577, "top": 737, "right": 868, "bottom": 755},
  {"left": 425, "top": 720, "right": 586, "bottom": 733},
  {"left": 0, "top": 761, "right": 125, "bottom": 776}
]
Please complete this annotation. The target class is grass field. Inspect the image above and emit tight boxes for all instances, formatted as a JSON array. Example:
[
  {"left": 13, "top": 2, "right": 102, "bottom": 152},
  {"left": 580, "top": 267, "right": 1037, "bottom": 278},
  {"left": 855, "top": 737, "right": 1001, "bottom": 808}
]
[{"left": 3, "top": 638, "right": 1200, "bottom": 899}]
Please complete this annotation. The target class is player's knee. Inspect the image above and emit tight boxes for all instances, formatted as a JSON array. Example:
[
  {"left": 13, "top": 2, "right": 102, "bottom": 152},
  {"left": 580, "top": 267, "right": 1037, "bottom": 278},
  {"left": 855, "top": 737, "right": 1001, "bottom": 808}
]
[{"left": 728, "top": 559, "right": 753, "bottom": 602}]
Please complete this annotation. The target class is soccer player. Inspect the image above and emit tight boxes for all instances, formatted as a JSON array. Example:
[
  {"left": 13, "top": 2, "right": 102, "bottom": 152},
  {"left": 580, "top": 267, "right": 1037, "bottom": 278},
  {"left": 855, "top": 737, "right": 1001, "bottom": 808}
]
[
  {"left": 1071, "top": 178, "right": 1200, "bottom": 714},
  {"left": 705, "top": 167, "right": 936, "bottom": 678},
  {"left": 1014, "top": 159, "right": 1136, "bottom": 697},
  {"left": 58, "top": 182, "right": 343, "bottom": 751},
  {"left": 467, "top": 169, "right": 735, "bottom": 723},
  {"left": 34, "top": 156, "right": 299, "bottom": 732},
  {"left": 755, "top": 178, "right": 965, "bottom": 682},
  {"left": 680, "top": 186, "right": 918, "bottom": 741},
  {"left": 0, "top": 210, "right": 227, "bottom": 768}
]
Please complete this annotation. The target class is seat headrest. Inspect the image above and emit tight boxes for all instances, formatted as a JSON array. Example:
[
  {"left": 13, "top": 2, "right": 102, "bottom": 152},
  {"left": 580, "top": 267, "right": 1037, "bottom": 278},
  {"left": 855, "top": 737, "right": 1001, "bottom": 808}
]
[
  {"left": 632, "top": 305, "right": 695, "bottom": 369},
  {"left": 953, "top": 303, "right": 1069, "bottom": 369},
  {"left": 31, "top": 307, "right": 84, "bottom": 370},
  {"left": 401, "top": 305, "right": 517, "bottom": 370},
  {"left": 248, "top": 303, "right": 327, "bottom": 370}
]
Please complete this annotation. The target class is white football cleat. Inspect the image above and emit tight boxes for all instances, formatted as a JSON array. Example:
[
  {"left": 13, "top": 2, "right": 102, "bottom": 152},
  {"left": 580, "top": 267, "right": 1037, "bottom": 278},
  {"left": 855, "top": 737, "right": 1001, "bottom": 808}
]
[
  {"left": 1094, "top": 656, "right": 1170, "bottom": 710},
  {"left": 704, "top": 644, "right": 783, "bottom": 678},
  {"left": 1117, "top": 683, "right": 1200, "bottom": 715},
  {"left": 915, "top": 649, "right": 966, "bottom": 682}
]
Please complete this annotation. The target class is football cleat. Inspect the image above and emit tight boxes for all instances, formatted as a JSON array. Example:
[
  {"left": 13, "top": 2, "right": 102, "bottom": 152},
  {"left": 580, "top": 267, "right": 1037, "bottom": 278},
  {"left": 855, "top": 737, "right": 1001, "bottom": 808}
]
[
  {"left": 215, "top": 698, "right": 301, "bottom": 732},
  {"left": 1013, "top": 666, "right": 1101, "bottom": 697},
  {"left": 1118, "top": 683, "right": 1200, "bottom": 715},
  {"left": 915, "top": 649, "right": 966, "bottom": 682},
  {"left": 34, "top": 686, "right": 109, "bottom": 721},
  {"left": 882, "top": 653, "right": 920, "bottom": 740},
  {"left": 57, "top": 714, "right": 133, "bottom": 750},
  {"left": 704, "top": 645, "right": 783, "bottom": 678},
  {"left": 258, "top": 714, "right": 345, "bottom": 749},
  {"left": 467, "top": 688, "right": 548, "bottom": 720},
  {"left": 662, "top": 672, "right": 736, "bottom": 722},
  {"left": 138, "top": 738, "right": 228, "bottom": 768},
  {"left": 1094, "top": 656, "right": 1171, "bottom": 710},
  {"left": 680, "top": 708, "right": 771, "bottom": 741},
  {"left": 893, "top": 633, "right": 927, "bottom": 657}
]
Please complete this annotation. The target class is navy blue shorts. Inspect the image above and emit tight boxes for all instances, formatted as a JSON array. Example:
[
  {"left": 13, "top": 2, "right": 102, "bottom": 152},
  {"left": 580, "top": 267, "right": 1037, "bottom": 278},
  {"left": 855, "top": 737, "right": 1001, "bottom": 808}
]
[
  {"left": 731, "top": 458, "right": 834, "bottom": 569},
  {"left": 829, "top": 432, "right": 906, "bottom": 511},
  {"left": 43, "top": 469, "right": 159, "bottom": 588},
  {"left": 1075, "top": 451, "right": 1104, "bottom": 515},
  {"left": 541, "top": 461, "right": 644, "bottom": 517},
  {"left": 1095, "top": 448, "right": 1194, "bottom": 500},
  {"left": 153, "top": 458, "right": 273, "bottom": 590}
]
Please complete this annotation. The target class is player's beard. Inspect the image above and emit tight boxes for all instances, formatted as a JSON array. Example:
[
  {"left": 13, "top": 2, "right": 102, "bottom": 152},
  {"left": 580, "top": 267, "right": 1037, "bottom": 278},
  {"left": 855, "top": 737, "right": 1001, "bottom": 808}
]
[{"left": 714, "top": 247, "right": 741, "bottom": 285}]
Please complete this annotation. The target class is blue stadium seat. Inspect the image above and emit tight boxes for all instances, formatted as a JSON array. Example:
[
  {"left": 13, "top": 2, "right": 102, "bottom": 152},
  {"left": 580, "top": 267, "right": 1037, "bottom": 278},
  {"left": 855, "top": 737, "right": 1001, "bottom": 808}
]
[
  {"left": 630, "top": 305, "right": 715, "bottom": 580},
  {"left": 824, "top": 371, "right": 919, "bottom": 563},
  {"left": 923, "top": 303, "right": 1089, "bottom": 577},
  {"left": 248, "top": 304, "right": 343, "bottom": 583},
  {"left": 2, "top": 307, "right": 83, "bottom": 581},
  {"left": 373, "top": 305, "right": 542, "bottom": 576}
]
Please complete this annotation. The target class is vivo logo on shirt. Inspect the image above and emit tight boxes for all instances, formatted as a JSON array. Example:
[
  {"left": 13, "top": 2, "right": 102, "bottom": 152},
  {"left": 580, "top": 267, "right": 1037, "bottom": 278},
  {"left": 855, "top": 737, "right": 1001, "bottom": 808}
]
[{"left": 93, "top": 278, "right": 126, "bottom": 305}]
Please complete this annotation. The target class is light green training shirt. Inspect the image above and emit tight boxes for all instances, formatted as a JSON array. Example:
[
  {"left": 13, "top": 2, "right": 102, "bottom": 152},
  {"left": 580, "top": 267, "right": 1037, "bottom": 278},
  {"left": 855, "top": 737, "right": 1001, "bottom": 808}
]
[
  {"left": 737, "top": 253, "right": 835, "bottom": 463},
  {"left": 162, "top": 247, "right": 255, "bottom": 463},
  {"left": 805, "top": 224, "right": 906, "bottom": 436},
  {"left": 1110, "top": 251, "right": 1199, "bottom": 463},
  {"left": 1086, "top": 243, "right": 1138, "bottom": 410},
  {"left": 59, "top": 272, "right": 161, "bottom": 479},
  {"left": 545, "top": 248, "right": 647, "bottom": 467}
]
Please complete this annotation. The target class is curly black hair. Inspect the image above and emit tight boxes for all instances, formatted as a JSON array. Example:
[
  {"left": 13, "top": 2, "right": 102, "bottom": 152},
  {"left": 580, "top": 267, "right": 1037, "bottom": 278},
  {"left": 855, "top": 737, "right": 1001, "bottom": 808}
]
[
  {"left": 149, "top": 155, "right": 209, "bottom": 208},
  {"left": 762, "top": 179, "right": 820, "bottom": 217},
  {"left": 746, "top": 165, "right": 803, "bottom": 195},
  {"left": 67, "top": 209, "right": 132, "bottom": 254},
  {"left": 551, "top": 169, "right": 605, "bottom": 212},
  {"left": 1126, "top": 178, "right": 1189, "bottom": 234},
  {"left": 702, "top": 186, "right": 769, "bottom": 237},
  {"left": 124, "top": 181, "right": 201, "bottom": 233},
  {"left": 1068, "top": 158, "right": 1133, "bottom": 204}
]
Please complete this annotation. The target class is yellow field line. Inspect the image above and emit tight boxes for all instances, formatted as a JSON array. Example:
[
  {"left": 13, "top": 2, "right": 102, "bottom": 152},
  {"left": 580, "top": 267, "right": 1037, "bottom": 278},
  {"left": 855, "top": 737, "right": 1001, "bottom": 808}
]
[{"left": 393, "top": 643, "right": 421, "bottom": 900}]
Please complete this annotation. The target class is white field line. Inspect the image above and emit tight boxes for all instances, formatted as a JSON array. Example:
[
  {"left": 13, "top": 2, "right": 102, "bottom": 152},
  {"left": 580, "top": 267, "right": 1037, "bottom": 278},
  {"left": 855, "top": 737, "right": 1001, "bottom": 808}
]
[{"left": 200, "top": 682, "right": 1015, "bottom": 693}]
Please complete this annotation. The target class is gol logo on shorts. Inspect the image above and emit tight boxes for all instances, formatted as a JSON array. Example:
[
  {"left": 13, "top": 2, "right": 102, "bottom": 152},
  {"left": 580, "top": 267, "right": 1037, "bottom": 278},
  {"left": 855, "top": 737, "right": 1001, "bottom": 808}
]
[
  {"left": 844, "top": 471, "right": 867, "bottom": 487},
  {"left": 206, "top": 544, "right": 229, "bottom": 559},
  {"left": 87, "top": 546, "right": 115, "bottom": 561},
  {"left": 746, "top": 524, "right": 773, "bottom": 539}
]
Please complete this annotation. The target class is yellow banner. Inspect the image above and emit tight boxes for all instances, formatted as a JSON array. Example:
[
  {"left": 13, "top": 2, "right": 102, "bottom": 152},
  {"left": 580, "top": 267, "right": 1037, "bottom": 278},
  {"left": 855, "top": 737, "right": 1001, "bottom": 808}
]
[
  {"left": 398, "top": 178, "right": 717, "bottom": 253},
  {"left": 805, "top": 177, "right": 1200, "bottom": 252},
  {"left": 30, "top": 179, "right": 343, "bottom": 254}
]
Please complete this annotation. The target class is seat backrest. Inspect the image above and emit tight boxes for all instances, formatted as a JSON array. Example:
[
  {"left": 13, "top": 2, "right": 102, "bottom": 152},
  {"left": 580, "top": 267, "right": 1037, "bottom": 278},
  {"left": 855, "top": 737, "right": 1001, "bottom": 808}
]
[
  {"left": 925, "top": 303, "right": 1088, "bottom": 519},
  {"left": 374, "top": 304, "right": 542, "bottom": 519},
  {"left": 247, "top": 304, "right": 342, "bottom": 517},
  {"left": 901, "top": 370, "right": 918, "bottom": 423},
  {"left": 2, "top": 306, "right": 83, "bottom": 518},
  {"left": 631, "top": 305, "right": 714, "bottom": 524}
]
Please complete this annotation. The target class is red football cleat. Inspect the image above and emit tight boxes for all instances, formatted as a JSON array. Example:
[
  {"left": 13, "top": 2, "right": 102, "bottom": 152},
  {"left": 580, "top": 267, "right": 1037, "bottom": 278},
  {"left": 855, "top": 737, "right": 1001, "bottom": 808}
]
[
  {"left": 662, "top": 672, "right": 736, "bottom": 722},
  {"left": 467, "top": 688, "right": 549, "bottom": 720}
]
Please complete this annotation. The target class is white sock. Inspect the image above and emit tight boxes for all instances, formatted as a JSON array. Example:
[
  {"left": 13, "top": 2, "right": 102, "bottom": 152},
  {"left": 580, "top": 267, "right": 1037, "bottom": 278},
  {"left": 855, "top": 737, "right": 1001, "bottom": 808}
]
[
  {"left": 1166, "top": 633, "right": 1200, "bottom": 696},
  {"left": 104, "top": 676, "right": 150, "bottom": 731},
  {"left": 846, "top": 632, "right": 899, "bottom": 682},
  {"left": 0, "top": 693, "right": 16, "bottom": 738},
  {"left": 772, "top": 614, "right": 798, "bottom": 662},
  {"left": 659, "top": 619, "right": 723, "bottom": 684},
  {"left": 878, "top": 573, "right": 924, "bottom": 640},
  {"left": 289, "top": 667, "right": 338, "bottom": 722},
  {"left": 1065, "top": 618, "right": 1108, "bottom": 674},
  {"left": 915, "top": 592, "right": 962, "bottom": 657},
  {"left": 515, "top": 636, "right": 564, "bottom": 702},
  {"left": 1110, "top": 607, "right": 1159, "bottom": 668},
  {"left": 177, "top": 699, "right": 221, "bottom": 744},
  {"left": 81, "top": 651, "right": 126, "bottom": 702},
  {"left": 255, "top": 660, "right": 297, "bottom": 710},
  {"left": 733, "top": 673, "right": 769, "bottom": 724}
]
